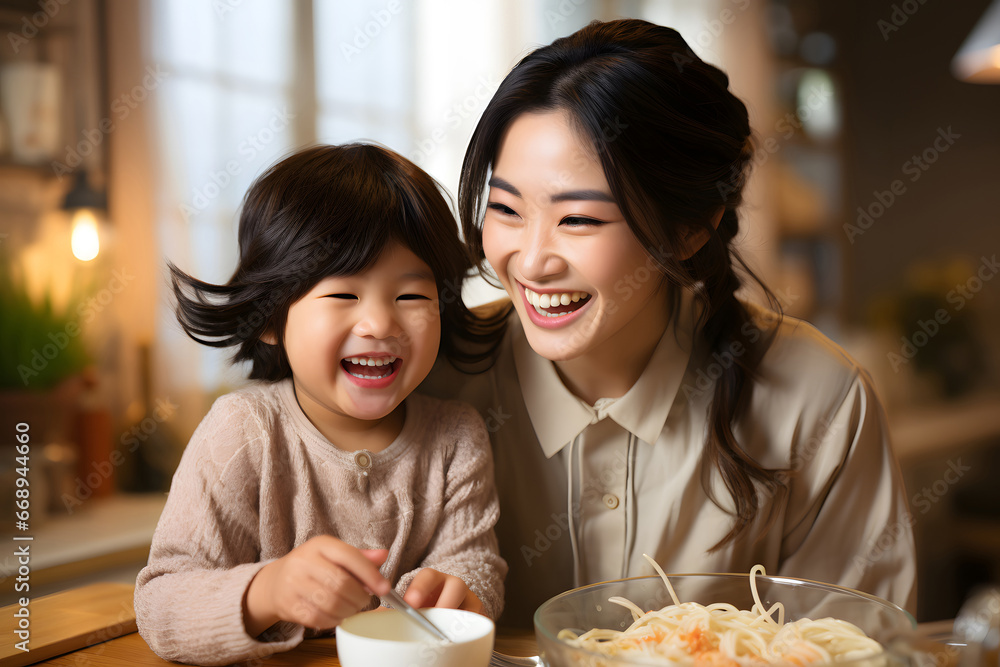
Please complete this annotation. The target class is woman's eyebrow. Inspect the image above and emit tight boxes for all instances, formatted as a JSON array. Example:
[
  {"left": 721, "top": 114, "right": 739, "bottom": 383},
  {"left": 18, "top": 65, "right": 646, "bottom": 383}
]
[
  {"left": 488, "top": 176, "right": 522, "bottom": 198},
  {"left": 550, "top": 189, "right": 616, "bottom": 203},
  {"left": 489, "top": 176, "right": 615, "bottom": 204}
]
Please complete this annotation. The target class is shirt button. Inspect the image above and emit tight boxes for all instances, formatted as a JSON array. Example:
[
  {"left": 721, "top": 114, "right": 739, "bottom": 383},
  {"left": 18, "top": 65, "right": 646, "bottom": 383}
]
[
  {"left": 354, "top": 451, "right": 372, "bottom": 470},
  {"left": 603, "top": 493, "right": 619, "bottom": 510}
]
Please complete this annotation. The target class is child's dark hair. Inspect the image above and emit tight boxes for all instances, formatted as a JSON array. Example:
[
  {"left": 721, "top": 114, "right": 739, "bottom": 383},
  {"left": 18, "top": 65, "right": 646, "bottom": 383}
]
[{"left": 170, "top": 143, "right": 498, "bottom": 380}]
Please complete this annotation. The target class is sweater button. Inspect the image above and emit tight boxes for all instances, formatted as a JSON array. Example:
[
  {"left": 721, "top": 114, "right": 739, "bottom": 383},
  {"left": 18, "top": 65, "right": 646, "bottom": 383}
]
[
  {"left": 603, "top": 493, "right": 619, "bottom": 510},
  {"left": 354, "top": 451, "right": 372, "bottom": 469}
]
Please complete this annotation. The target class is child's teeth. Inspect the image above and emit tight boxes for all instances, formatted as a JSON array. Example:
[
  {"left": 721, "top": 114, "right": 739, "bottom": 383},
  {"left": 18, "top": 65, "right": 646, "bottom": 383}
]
[{"left": 346, "top": 356, "right": 397, "bottom": 366}]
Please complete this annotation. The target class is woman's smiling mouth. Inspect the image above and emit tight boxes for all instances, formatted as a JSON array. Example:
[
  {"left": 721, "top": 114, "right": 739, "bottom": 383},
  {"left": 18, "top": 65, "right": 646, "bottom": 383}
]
[
  {"left": 519, "top": 284, "right": 593, "bottom": 328},
  {"left": 523, "top": 286, "right": 592, "bottom": 316}
]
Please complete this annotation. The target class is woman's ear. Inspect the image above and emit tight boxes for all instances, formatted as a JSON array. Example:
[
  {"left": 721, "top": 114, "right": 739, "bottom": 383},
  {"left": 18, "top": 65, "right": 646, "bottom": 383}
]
[
  {"left": 677, "top": 207, "right": 725, "bottom": 260},
  {"left": 260, "top": 330, "right": 277, "bottom": 345}
]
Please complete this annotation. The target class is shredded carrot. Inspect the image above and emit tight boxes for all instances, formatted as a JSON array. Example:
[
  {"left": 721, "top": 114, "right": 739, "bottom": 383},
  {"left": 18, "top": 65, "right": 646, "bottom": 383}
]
[
  {"left": 681, "top": 626, "right": 716, "bottom": 655},
  {"left": 640, "top": 627, "right": 667, "bottom": 643},
  {"left": 693, "top": 650, "right": 740, "bottom": 667}
]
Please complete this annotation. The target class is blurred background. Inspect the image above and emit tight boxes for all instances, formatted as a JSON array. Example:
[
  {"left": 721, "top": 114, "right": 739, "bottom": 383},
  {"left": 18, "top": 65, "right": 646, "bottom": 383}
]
[{"left": 0, "top": 0, "right": 998, "bottom": 623}]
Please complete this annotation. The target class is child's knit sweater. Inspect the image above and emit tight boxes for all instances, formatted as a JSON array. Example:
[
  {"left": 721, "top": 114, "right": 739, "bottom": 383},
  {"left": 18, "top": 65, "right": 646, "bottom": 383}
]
[{"left": 135, "top": 379, "right": 506, "bottom": 665}]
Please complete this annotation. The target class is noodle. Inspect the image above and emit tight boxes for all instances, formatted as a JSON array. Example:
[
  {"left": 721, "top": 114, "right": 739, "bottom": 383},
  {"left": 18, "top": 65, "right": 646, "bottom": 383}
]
[{"left": 556, "top": 557, "right": 883, "bottom": 666}]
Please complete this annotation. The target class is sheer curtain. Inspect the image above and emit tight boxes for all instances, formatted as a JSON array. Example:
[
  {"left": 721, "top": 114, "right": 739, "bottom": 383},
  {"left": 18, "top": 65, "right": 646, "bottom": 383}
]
[
  {"left": 149, "top": 0, "right": 302, "bottom": 435},
  {"left": 140, "top": 0, "right": 725, "bottom": 437}
]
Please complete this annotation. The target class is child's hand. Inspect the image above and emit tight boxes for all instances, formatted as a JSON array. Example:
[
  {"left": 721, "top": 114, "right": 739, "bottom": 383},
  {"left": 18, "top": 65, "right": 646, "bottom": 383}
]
[
  {"left": 243, "top": 536, "right": 389, "bottom": 637},
  {"left": 402, "top": 568, "right": 484, "bottom": 615}
]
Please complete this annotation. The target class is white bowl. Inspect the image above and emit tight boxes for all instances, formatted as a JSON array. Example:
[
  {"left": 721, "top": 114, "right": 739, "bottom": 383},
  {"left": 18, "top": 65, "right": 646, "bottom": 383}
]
[{"left": 336, "top": 607, "right": 495, "bottom": 667}]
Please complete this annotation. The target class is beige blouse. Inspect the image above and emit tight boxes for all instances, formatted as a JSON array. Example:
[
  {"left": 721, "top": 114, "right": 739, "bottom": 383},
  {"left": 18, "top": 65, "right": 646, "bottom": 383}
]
[{"left": 420, "top": 294, "right": 916, "bottom": 625}]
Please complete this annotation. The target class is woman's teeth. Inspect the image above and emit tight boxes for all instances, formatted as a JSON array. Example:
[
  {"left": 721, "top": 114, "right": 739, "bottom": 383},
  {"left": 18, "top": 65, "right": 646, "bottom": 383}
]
[{"left": 523, "top": 287, "right": 590, "bottom": 317}]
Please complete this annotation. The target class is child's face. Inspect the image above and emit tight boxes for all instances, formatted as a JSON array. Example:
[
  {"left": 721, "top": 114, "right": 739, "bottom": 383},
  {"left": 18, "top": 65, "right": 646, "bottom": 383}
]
[{"left": 283, "top": 243, "right": 441, "bottom": 429}]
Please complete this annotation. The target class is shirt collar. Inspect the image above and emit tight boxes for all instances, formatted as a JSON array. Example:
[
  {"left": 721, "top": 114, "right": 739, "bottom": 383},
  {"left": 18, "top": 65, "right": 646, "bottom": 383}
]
[{"left": 513, "top": 289, "right": 700, "bottom": 459}]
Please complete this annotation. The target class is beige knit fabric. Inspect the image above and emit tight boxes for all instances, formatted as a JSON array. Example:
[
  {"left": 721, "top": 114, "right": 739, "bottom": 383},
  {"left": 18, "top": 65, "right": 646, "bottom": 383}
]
[{"left": 135, "top": 379, "right": 506, "bottom": 666}]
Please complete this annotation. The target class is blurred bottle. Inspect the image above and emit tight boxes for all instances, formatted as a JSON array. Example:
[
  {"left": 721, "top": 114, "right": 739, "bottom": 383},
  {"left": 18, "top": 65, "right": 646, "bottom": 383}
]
[
  {"left": 955, "top": 586, "right": 1000, "bottom": 667},
  {"left": 43, "top": 441, "right": 77, "bottom": 514},
  {"left": 115, "top": 344, "right": 176, "bottom": 492},
  {"left": 73, "top": 367, "right": 114, "bottom": 499}
]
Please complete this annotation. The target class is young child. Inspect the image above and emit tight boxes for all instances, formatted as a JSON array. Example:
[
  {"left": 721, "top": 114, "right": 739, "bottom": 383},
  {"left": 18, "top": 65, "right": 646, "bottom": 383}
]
[{"left": 135, "top": 144, "right": 507, "bottom": 665}]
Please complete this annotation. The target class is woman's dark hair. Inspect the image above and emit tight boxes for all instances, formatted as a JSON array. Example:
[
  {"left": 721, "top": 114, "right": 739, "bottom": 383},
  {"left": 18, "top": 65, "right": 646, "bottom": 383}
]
[
  {"left": 170, "top": 142, "right": 499, "bottom": 380},
  {"left": 458, "top": 19, "right": 787, "bottom": 548}
]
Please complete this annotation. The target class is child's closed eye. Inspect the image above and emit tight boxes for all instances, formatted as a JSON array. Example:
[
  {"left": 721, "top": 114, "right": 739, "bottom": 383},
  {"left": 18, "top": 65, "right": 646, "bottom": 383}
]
[
  {"left": 324, "top": 293, "right": 358, "bottom": 300},
  {"left": 397, "top": 294, "right": 432, "bottom": 301}
]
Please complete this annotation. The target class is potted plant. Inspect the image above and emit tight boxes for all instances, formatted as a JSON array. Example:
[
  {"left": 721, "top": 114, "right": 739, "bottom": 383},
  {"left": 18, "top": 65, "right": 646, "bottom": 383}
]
[{"left": 0, "top": 255, "right": 89, "bottom": 445}]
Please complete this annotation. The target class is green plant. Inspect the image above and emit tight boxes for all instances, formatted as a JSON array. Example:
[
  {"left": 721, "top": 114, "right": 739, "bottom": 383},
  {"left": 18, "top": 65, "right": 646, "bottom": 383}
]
[
  {"left": 869, "top": 257, "right": 986, "bottom": 398},
  {"left": 0, "top": 256, "right": 89, "bottom": 390}
]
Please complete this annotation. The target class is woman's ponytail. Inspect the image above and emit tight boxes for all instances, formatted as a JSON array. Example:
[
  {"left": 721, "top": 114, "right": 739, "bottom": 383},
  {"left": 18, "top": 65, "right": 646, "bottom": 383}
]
[{"left": 698, "top": 209, "right": 787, "bottom": 548}]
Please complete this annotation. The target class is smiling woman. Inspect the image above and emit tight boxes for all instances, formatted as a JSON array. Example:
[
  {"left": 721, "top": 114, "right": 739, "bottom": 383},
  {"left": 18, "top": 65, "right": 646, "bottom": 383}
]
[
  {"left": 483, "top": 110, "right": 677, "bottom": 401},
  {"left": 419, "top": 18, "right": 916, "bottom": 626}
]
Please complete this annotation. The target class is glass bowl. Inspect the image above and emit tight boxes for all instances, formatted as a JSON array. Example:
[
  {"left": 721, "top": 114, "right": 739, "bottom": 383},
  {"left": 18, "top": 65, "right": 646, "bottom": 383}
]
[{"left": 534, "top": 573, "right": 916, "bottom": 667}]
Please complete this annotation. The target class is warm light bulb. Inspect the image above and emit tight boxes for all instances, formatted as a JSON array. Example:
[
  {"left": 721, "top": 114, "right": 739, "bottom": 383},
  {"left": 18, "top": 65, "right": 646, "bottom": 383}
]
[{"left": 71, "top": 209, "right": 100, "bottom": 261}]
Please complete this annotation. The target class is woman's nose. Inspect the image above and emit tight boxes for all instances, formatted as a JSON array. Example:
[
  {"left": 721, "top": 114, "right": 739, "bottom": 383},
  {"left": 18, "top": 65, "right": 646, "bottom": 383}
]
[{"left": 516, "top": 223, "right": 568, "bottom": 281}]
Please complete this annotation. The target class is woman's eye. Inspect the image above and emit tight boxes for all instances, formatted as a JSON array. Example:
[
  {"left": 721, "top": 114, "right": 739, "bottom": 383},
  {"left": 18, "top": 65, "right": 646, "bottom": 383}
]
[
  {"left": 325, "top": 293, "right": 357, "bottom": 300},
  {"left": 561, "top": 216, "right": 606, "bottom": 227},
  {"left": 397, "top": 294, "right": 431, "bottom": 301},
  {"left": 487, "top": 202, "right": 518, "bottom": 217}
]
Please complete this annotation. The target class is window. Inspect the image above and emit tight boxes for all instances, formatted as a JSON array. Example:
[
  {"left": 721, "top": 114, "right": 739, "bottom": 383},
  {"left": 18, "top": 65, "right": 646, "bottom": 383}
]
[{"left": 146, "top": 0, "right": 717, "bottom": 401}]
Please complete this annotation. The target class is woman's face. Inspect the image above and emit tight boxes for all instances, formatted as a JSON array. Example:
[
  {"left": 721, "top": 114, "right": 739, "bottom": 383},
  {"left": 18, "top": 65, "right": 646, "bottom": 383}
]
[{"left": 482, "top": 110, "right": 670, "bottom": 364}]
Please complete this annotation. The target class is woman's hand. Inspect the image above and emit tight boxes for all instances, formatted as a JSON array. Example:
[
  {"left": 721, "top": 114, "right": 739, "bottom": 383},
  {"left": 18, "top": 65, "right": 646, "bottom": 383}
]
[
  {"left": 242, "top": 536, "right": 389, "bottom": 637},
  {"left": 402, "top": 568, "right": 484, "bottom": 615}
]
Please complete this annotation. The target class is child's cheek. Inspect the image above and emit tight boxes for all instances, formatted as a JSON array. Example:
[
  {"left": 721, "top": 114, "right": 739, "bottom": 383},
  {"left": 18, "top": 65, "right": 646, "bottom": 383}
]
[
  {"left": 417, "top": 304, "right": 440, "bottom": 333},
  {"left": 401, "top": 307, "right": 440, "bottom": 352}
]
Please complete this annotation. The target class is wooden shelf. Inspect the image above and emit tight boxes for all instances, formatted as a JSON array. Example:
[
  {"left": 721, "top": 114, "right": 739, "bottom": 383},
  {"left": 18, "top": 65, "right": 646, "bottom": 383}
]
[
  {"left": 889, "top": 392, "right": 1000, "bottom": 463},
  {"left": 0, "top": 493, "right": 166, "bottom": 593},
  {"left": 0, "top": 160, "right": 57, "bottom": 176}
]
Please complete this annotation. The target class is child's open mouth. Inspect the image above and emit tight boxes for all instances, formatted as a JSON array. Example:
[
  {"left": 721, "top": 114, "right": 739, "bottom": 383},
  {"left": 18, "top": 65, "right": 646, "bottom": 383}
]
[
  {"left": 341, "top": 356, "right": 401, "bottom": 381},
  {"left": 523, "top": 287, "right": 592, "bottom": 317}
]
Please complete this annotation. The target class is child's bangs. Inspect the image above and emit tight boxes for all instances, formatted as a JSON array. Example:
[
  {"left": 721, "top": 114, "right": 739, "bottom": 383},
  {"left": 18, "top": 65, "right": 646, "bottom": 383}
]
[
  {"left": 300, "top": 145, "right": 466, "bottom": 291},
  {"left": 288, "top": 148, "right": 418, "bottom": 284}
]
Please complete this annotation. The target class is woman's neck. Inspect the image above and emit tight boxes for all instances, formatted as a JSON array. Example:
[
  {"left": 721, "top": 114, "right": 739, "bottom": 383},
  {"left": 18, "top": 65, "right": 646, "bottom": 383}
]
[{"left": 552, "top": 293, "right": 672, "bottom": 406}]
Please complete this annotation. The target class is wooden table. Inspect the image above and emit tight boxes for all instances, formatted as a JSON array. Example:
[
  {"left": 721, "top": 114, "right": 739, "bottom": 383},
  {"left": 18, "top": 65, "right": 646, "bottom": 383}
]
[
  {"left": 0, "top": 583, "right": 964, "bottom": 667},
  {"left": 0, "top": 583, "right": 538, "bottom": 666}
]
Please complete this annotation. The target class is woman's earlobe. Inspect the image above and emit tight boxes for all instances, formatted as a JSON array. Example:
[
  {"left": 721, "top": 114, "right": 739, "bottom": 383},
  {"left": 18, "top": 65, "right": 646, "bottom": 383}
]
[
  {"left": 677, "top": 208, "right": 725, "bottom": 260},
  {"left": 260, "top": 331, "right": 277, "bottom": 345}
]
